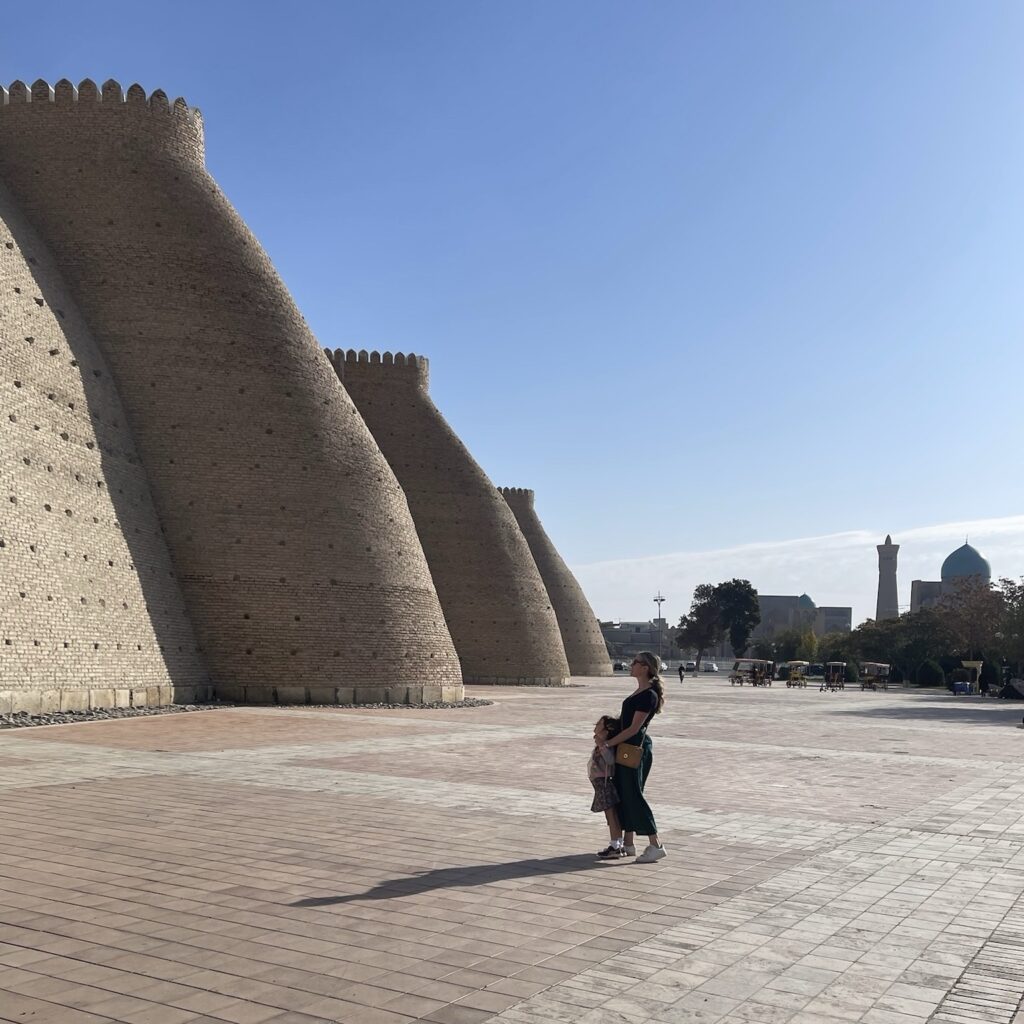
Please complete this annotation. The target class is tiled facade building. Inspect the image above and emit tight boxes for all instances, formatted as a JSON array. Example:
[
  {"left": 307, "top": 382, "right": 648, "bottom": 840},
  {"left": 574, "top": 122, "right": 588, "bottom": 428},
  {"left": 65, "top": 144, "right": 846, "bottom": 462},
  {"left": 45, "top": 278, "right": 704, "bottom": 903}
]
[
  {"left": 909, "top": 541, "right": 992, "bottom": 613},
  {"left": 749, "top": 593, "right": 852, "bottom": 641}
]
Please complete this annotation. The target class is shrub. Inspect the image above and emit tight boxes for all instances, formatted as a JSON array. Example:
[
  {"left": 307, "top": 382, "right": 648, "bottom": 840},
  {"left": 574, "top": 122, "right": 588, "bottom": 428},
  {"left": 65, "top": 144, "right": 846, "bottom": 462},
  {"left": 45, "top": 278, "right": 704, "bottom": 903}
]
[
  {"left": 844, "top": 661, "right": 859, "bottom": 682},
  {"left": 950, "top": 668, "right": 970, "bottom": 684},
  {"left": 939, "top": 654, "right": 961, "bottom": 678},
  {"left": 916, "top": 660, "right": 945, "bottom": 687}
]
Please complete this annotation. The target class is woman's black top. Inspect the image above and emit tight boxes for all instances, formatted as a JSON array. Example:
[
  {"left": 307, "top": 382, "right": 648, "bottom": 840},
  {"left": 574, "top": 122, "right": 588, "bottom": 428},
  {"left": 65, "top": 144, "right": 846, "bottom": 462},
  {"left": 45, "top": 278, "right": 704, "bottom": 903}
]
[{"left": 620, "top": 687, "right": 658, "bottom": 742}]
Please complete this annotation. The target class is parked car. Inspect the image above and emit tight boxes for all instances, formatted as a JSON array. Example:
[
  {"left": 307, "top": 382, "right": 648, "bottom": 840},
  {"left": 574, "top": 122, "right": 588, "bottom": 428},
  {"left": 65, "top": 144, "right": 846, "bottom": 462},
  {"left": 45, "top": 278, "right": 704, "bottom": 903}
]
[
  {"left": 612, "top": 661, "right": 627, "bottom": 671},
  {"left": 683, "top": 661, "right": 697, "bottom": 672},
  {"left": 702, "top": 662, "right": 719, "bottom": 672}
]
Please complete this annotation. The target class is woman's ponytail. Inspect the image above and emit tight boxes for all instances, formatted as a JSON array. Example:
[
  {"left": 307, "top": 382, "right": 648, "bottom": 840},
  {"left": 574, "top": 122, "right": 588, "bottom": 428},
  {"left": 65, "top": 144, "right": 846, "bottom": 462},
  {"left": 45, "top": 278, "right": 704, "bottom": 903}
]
[
  {"left": 636, "top": 651, "right": 666, "bottom": 714},
  {"left": 650, "top": 674, "right": 665, "bottom": 714}
]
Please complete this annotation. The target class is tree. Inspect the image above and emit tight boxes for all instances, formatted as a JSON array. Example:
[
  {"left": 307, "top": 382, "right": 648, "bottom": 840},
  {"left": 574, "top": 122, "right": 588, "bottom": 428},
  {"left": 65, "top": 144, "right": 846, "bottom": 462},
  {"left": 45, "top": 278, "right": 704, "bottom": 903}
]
[
  {"left": 713, "top": 579, "right": 760, "bottom": 656},
  {"left": 937, "top": 577, "right": 1003, "bottom": 661},
  {"left": 842, "top": 610, "right": 951, "bottom": 683},
  {"left": 917, "top": 659, "right": 945, "bottom": 687},
  {"left": 818, "top": 630, "right": 856, "bottom": 664},
  {"left": 769, "top": 628, "right": 804, "bottom": 662},
  {"left": 796, "top": 630, "right": 818, "bottom": 662},
  {"left": 999, "top": 577, "right": 1024, "bottom": 675},
  {"left": 897, "top": 609, "right": 953, "bottom": 675},
  {"left": 850, "top": 617, "right": 902, "bottom": 665},
  {"left": 675, "top": 584, "right": 724, "bottom": 669}
]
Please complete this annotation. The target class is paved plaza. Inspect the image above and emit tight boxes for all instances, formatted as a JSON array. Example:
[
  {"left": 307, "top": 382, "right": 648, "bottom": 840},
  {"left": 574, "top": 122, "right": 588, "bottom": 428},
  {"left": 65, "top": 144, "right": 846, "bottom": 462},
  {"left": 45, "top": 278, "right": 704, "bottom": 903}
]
[{"left": 3, "top": 677, "right": 1024, "bottom": 1024}]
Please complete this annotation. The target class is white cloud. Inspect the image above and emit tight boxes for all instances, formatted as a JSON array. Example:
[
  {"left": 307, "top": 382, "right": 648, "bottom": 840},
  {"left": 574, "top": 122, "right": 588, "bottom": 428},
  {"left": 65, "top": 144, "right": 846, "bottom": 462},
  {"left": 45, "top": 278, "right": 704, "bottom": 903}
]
[{"left": 573, "top": 514, "right": 1024, "bottom": 628}]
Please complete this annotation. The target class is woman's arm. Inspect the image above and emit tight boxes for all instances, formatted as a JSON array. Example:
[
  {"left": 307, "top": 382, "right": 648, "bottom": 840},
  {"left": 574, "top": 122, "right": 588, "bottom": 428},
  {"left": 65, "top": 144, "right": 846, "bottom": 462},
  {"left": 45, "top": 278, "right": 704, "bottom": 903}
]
[{"left": 605, "top": 710, "right": 649, "bottom": 747}]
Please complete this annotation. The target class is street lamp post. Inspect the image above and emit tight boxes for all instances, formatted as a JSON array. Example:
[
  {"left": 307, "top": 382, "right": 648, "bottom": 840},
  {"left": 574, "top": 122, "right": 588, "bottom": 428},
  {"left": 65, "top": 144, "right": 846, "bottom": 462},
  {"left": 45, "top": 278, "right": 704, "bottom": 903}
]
[{"left": 653, "top": 591, "right": 665, "bottom": 664}]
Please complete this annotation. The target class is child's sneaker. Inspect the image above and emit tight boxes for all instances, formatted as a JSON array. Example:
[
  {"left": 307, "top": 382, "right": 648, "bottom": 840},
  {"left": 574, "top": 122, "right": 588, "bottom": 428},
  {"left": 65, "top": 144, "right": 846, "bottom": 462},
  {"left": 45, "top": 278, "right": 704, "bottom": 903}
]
[
  {"left": 597, "top": 844, "right": 625, "bottom": 859},
  {"left": 635, "top": 844, "right": 667, "bottom": 863}
]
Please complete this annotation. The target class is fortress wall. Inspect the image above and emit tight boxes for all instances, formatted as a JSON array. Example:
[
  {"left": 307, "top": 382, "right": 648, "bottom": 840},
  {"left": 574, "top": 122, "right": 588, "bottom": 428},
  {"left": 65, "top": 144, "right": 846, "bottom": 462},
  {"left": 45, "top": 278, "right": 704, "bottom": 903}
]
[
  {"left": 499, "top": 487, "right": 611, "bottom": 677},
  {"left": 329, "top": 349, "right": 570, "bottom": 685},
  {"left": 0, "top": 180, "right": 210, "bottom": 713},
  {"left": 0, "top": 81, "right": 462, "bottom": 705}
]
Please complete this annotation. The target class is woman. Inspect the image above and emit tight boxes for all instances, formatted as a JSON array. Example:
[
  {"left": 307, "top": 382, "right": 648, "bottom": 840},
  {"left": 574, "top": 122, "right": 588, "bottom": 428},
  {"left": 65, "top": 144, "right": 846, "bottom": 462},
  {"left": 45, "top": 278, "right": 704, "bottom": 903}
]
[{"left": 600, "top": 651, "right": 666, "bottom": 862}]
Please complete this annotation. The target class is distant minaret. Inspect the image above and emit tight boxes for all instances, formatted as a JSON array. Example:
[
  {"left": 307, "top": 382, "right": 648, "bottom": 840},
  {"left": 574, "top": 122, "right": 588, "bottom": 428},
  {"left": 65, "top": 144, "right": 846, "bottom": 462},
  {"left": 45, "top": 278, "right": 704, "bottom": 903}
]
[{"left": 876, "top": 534, "right": 900, "bottom": 620}]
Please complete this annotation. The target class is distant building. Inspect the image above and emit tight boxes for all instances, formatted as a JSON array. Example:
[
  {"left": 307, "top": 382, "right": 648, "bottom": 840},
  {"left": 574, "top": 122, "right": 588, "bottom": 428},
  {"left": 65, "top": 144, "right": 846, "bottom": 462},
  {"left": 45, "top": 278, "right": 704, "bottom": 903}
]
[
  {"left": 910, "top": 542, "right": 992, "bottom": 613},
  {"left": 751, "top": 595, "right": 814, "bottom": 639},
  {"left": 605, "top": 591, "right": 853, "bottom": 664},
  {"left": 749, "top": 593, "right": 852, "bottom": 641},
  {"left": 908, "top": 580, "right": 943, "bottom": 613},
  {"left": 817, "top": 605, "right": 853, "bottom": 634},
  {"left": 600, "top": 619, "right": 671, "bottom": 659}
]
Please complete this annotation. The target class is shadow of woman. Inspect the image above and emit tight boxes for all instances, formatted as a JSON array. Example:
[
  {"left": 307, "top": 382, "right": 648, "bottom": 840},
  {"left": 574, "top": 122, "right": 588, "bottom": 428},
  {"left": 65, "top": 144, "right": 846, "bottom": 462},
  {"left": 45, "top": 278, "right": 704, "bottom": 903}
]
[{"left": 291, "top": 853, "right": 615, "bottom": 907}]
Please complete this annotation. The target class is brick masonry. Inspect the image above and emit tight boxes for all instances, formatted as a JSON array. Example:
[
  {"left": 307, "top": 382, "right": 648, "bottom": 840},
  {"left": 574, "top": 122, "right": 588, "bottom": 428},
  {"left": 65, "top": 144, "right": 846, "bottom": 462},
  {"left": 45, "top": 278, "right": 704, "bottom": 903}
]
[
  {"left": 0, "top": 178, "right": 210, "bottom": 714},
  {"left": 499, "top": 487, "right": 611, "bottom": 677},
  {"left": 0, "top": 80, "right": 463, "bottom": 706},
  {"left": 330, "top": 349, "right": 570, "bottom": 685}
]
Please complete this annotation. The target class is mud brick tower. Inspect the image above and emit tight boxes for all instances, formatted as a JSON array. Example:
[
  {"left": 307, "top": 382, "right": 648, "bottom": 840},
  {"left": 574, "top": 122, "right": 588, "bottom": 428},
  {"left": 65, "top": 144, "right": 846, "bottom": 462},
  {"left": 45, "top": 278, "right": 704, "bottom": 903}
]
[
  {"left": 0, "top": 80, "right": 463, "bottom": 706},
  {"left": 499, "top": 487, "right": 611, "bottom": 677},
  {"left": 876, "top": 534, "right": 900, "bottom": 622},
  {"left": 0, "top": 180, "right": 209, "bottom": 714},
  {"left": 329, "top": 349, "right": 570, "bottom": 684}
]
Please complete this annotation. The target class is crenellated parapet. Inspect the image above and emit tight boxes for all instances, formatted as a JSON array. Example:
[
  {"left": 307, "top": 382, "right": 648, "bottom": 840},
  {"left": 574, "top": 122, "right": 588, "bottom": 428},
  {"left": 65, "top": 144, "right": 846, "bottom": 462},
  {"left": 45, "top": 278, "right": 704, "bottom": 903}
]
[
  {"left": 0, "top": 79, "right": 205, "bottom": 165},
  {"left": 325, "top": 348, "right": 430, "bottom": 391},
  {"left": 498, "top": 486, "right": 535, "bottom": 506}
]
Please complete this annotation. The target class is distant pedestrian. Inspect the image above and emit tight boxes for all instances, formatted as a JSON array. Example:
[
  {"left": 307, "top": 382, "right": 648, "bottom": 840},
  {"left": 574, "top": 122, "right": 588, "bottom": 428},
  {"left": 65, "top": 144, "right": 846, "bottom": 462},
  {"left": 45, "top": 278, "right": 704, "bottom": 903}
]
[
  {"left": 599, "top": 650, "right": 666, "bottom": 863},
  {"left": 678, "top": 664, "right": 685, "bottom": 683}
]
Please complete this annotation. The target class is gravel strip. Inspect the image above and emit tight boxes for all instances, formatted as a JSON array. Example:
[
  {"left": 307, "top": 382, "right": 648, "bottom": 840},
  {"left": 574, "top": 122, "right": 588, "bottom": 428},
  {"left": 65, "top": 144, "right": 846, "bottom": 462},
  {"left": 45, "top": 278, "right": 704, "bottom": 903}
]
[
  {"left": 0, "top": 697, "right": 493, "bottom": 729},
  {"left": 0, "top": 703, "right": 229, "bottom": 729},
  {"left": 308, "top": 698, "right": 494, "bottom": 711}
]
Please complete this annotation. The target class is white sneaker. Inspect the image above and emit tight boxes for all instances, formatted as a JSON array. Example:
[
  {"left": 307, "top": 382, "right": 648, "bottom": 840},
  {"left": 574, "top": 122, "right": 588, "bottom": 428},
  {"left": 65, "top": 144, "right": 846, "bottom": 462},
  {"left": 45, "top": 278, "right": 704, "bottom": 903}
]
[
  {"left": 635, "top": 844, "right": 666, "bottom": 863},
  {"left": 623, "top": 845, "right": 636, "bottom": 857}
]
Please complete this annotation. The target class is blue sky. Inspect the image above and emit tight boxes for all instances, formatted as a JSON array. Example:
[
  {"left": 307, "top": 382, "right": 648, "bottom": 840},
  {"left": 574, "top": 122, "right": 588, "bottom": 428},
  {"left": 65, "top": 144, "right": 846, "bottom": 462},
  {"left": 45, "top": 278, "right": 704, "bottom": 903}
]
[{"left": 4, "top": 2, "right": 1022, "bottom": 624}]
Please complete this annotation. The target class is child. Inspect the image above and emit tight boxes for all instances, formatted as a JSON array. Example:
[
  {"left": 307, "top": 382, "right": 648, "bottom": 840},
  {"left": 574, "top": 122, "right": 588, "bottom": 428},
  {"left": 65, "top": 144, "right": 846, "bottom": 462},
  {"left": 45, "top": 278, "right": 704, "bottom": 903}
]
[{"left": 590, "top": 715, "right": 623, "bottom": 859}]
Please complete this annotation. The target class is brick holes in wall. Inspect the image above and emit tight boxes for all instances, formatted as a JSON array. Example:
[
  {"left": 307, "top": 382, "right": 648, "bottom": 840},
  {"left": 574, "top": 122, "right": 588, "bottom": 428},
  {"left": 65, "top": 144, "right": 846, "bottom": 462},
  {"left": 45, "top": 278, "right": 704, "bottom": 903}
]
[{"left": 2, "top": 217, "right": 206, "bottom": 697}]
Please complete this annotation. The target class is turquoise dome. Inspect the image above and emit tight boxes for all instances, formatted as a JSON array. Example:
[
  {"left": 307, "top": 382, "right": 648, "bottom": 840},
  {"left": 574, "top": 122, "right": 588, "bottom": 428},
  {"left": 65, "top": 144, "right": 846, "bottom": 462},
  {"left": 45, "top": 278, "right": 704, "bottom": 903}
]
[
  {"left": 797, "top": 593, "right": 816, "bottom": 610},
  {"left": 940, "top": 543, "right": 991, "bottom": 583}
]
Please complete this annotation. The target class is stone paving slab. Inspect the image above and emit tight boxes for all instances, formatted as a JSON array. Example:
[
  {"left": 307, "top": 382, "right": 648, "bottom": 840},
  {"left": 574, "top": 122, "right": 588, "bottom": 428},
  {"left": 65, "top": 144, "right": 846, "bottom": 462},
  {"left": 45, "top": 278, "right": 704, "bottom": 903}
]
[{"left": 2, "top": 678, "right": 1024, "bottom": 1024}]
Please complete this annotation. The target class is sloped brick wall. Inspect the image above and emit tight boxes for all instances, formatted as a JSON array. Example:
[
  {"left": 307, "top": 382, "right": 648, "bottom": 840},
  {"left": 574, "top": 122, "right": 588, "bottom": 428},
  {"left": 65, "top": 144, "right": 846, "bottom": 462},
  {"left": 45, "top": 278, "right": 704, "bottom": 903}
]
[
  {"left": 329, "top": 349, "right": 569, "bottom": 685},
  {"left": 0, "top": 80, "right": 462, "bottom": 704},
  {"left": 499, "top": 488, "right": 611, "bottom": 677},
  {"left": 0, "top": 180, "right": 210, "bottom": 713}
]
